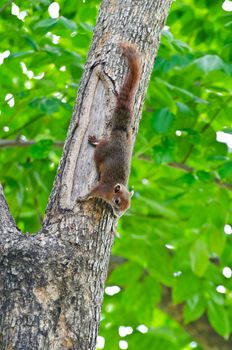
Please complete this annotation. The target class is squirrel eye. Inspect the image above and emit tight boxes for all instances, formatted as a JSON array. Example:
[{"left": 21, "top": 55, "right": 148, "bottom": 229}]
[{"left": 114, "top": 198, "right": 120, "bottom": 206}]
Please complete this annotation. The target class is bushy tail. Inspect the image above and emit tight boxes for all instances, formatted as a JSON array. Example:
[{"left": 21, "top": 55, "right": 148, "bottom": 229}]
[{"left": 112, "top": 43, "right": 141, "bottom": 132}]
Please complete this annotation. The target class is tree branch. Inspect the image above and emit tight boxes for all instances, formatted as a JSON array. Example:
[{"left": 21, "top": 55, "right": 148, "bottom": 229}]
[
  {"left": 138, "top": 157, "right": 232, "bottom": 192},
  {"left": 1, "top": 114, "right": 45, "bottom": 139},
  {"left": 168, "top": 162, "right": 194, "bottom": 172},
  {"left": 0, "top": 0, "right": 13, "bottom": 14},
  {"left": 168, "top": 162, "right": 232, "bottom": 191},
  {"left": 214, "top": 178, "right": 232, "bottom": 191},
  {"left": 0, "top": 139, "right": 64, "bottom": 148},
  {"left": 0, "top": 184, "right": 18, "bottom": 234},
  {"left": 1, "top": 140, "right": 231, "bottom": 192},
  {"left": 1, "top": 139, "right": 231, "bottom": 192}
]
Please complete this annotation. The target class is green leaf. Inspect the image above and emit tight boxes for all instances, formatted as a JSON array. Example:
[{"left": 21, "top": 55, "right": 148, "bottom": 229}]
[
  {"left": 80, "top": 22, "right": 94, "bottom": 32},
  {"left": 196, "top": 170, "right": 213, "bottom": 183},
  {"left": 10, "top": 51, "right": 34, "bottom": 59},
  {"left": 225, "top": 21, "right": 232, "bottom": 29},
  {"left": 184, "top": 294, "right": 205, "bottom": 323},
  {"left": 122, "top": 276, "right": 161, "bottom": 323},
  {"left": 155, "top": 78, "right": 209, "bottom": 104},
  {"left": 29, "top": 140, "right": 53, "bottom": 160},
  {"left": 206, "top": 282, "right": 224, "bottom": 305},
  {"left": 207, "top": 301, "right": 230, "bottom": 338},
  {"left": 222, "top": 128, "right": 232, "bottom": 134},
  {"left": 162, "top": 29, "right": 174, "bottom": 42},
  {"left": 43, "top": 45, "right": 62, "bottom": 56},
  {"left": 108, "top": 261, "right": 142, "bottom": 286},
  {"left": 139, "top": 196, "right": 177, "bottom": 219},
  {"left": 59, "top": 16, "right": 77, "bottom": 30},
  {"left": 176, "top": 101, "right": 193, "bottom": 116},
  {"left": 193, "top": 55, "right": 230, "bottom": 74},
  {"left": 218, "top": 161, "right": 232, "bottom": 180},
  {"left": 172, "top": 271, "right": 201, "bottom": 304},
  {"left": 176, "top": 173, "right": 197, "bottom": 187},
  {"left": 172, "top": 40, "right": 191, "bottom": 53},
  {"left": 190, "top": 240, "right": 209, "bottom": 277},
  {"left": 151, "top": 108, "right": 174, "bottom": 134},
  {"left": 23, "top": 35, "right": 40, "bottom": 50},
  {"left": 16, "top": 184, "right": 24, "bottom": 207},
  {"left": 208, "top": 202, "right": 226, "bottom": 227},
  {"left": 148, "top": 244, "right": 173, "bottom": 286},
  {"left": 152, "top": 78, "right": 174, "bottom": 107},
  {"left": 29, "top": 97, "right": 60, "bottom": 115},
  {"left": 153, "top": 145, "right": 174, "bottom": 164},
  {"left": 34, "top": 18, "right": 58, "bottom": 29},
  {"left": 208, "top": 229, "right": 226, "bottom": 255}
]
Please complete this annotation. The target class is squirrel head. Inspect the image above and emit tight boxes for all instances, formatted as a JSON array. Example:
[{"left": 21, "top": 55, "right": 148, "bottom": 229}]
[
  {"left": 111, "top": 183, "right": 133, "bottom": 217},
  {"left": 87, "top": 183, "right": 133, "bottom": 217}
]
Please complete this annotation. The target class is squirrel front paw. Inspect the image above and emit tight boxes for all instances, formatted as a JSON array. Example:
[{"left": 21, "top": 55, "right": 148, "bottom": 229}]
[
  {"left": 88, "top": 135, "right": 99, "bottom": 146},
  {"left": 77, "top": 195, "right": 89, "bottom": 202}
]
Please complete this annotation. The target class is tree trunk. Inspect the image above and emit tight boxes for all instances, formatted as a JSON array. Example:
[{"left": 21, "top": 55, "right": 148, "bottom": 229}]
[{"left": 0, "top": 1, "right": 172, "bottom": 349}]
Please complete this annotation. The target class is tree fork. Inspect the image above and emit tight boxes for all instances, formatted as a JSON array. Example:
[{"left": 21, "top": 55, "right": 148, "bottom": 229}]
[{"left": 0, "top": 0, "right": 172, "bottom": 349}]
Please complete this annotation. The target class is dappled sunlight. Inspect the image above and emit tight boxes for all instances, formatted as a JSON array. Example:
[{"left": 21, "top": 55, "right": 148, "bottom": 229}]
[
  {"left": 5, "top": 93, "right": 14, "bottom": 108},
  {"left": 216, "top": 285, "right": 226, "bottom": 294},
  {"left": 48, "top": 2, "right": 60, "bottom": 19},
  {"left": 0, "top": 50, "right": 10, "bottom": 65},
  {"left": 165, "top": 243, "right": 175, "bottom": 250},
  {"left": 2, "top": 126, "right": 9, "bottom": 132},
  {"left": 119, "top": 326, "right": 133, "bottom": 337},
  {"left": 97, "top": 336, "right": 105, "bottom": 349},
  {"left": 136, "top": 325, "right": 148, "bottom": 334},
  {"left": 119, "top": 340, "right": 128, "bottom": 349},
  {"left": 223, "top": 267, "right": 232, "bottom": 278},
  {"left": 222, "top": 0, "right": 232, "bottom": 11},
  {"left": 224, "top": 224, "right": 232, "bottom": 235},
  {"left": 175, "top": 130, "right": 182, "bottom": 136},
  {"left": 217, "top": 131, "right": 232, "bottom": 149},
  {"left": 11, "top": 3, "right": 28, "bottom": 21},
  {"left": 173, "top": 271, "right": 182, "bottom": 277},
  {"left": 46, "top": 32, "right": 60, "bottom": 45},
  {"left": 105, "top": 286, "right": 121, "bottom": 296}
]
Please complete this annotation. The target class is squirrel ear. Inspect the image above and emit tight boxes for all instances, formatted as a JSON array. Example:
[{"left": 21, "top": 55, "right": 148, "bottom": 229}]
[
  {"left": 114, "top": 184, "right": 121, "bottom": 193},
  {"left": 130, "top": 190, "right": 134, "bottom": 197}
]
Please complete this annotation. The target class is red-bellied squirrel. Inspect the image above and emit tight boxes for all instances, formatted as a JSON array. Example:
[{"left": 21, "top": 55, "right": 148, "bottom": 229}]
[{"left": 87, "top": 43, "right": 141, "bottom": 217}]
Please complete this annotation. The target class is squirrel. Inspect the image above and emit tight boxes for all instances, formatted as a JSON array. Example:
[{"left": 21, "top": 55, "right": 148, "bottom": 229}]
[{"left": 87, "top": 43, "right": 141, "bottom": 217}]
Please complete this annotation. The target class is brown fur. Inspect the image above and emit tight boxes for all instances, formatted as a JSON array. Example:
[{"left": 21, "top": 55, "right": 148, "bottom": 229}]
[{"left": 88, "top": 43, "right": 141, "bottom": 216}]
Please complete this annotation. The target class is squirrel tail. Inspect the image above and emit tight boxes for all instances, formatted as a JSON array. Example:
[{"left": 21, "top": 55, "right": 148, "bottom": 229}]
[{"left": 112, "top": 43, "right": 141, "bottom": 132}]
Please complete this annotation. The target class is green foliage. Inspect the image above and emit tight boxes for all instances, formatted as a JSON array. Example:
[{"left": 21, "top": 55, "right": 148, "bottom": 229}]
[
  {"left": 207, "top": 300, "right": 230, "bottom": 339},
  {"left": 0, "top": 0, "right": 98, "bottom": 231},
  {"left": 0, "top": 0, "right": 232, "bottom": 349},
  {"left": 190, "top": 239, "right": 209, "bottom": 277},
  {"left": 151, "top": 108, "right": 174, "bottom": 134}
]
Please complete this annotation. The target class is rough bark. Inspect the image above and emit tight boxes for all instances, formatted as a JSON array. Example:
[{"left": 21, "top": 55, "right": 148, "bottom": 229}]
[{"left": 0, "top": 0, "right": 172, "bottom": 349}]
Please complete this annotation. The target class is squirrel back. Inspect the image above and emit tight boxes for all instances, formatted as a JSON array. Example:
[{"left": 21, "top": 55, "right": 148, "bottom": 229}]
[{"left": 112, "top": 43, "right": 141, "bottom": 133}]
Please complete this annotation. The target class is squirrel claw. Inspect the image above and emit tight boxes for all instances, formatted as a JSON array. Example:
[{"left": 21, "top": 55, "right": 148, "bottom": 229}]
[
  {"left": 88, "top": 135, "right": 99, "bottom": 146},
  {"left": 77, "top": 195, "right": 89, "bottom": 202}
]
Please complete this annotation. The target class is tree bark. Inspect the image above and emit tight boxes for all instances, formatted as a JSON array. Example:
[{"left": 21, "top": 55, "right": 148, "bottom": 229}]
[{"left": 0, "top": 0, "right": 172, "bottom": 349}]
